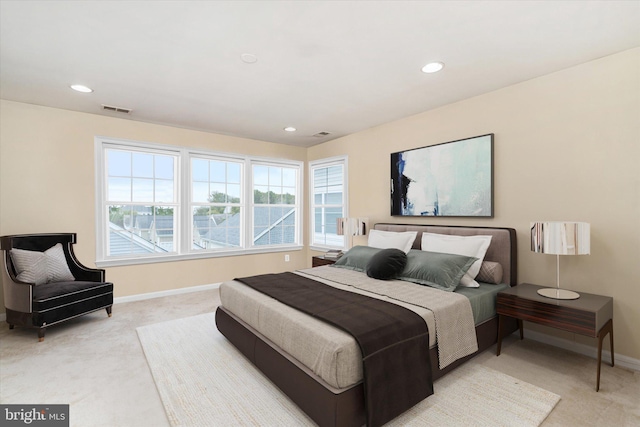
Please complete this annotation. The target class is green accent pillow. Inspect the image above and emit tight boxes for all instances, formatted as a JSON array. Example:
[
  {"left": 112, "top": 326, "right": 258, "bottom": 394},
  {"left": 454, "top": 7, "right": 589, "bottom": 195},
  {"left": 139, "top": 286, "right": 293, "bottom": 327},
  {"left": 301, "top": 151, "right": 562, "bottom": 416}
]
[
  {"left": 332, "top": 246, "right": 382, "bottom": 272},
  {"left": 397, "top": 250, "right": 478, "bottom": 292}
]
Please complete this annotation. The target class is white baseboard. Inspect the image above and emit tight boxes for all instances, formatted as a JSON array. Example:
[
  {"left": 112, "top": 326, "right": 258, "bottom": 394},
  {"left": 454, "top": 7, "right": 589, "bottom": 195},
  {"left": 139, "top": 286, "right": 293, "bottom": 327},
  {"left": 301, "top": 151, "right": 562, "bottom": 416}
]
[
  {"left": 524, "top": 329, "right": 640, "bottom": 372},
  {"left": 0, "top": 283, "right": 220, "bottom": 322},
  {"left": 113, "top": 282, "right": 221, "bottom": 304}
]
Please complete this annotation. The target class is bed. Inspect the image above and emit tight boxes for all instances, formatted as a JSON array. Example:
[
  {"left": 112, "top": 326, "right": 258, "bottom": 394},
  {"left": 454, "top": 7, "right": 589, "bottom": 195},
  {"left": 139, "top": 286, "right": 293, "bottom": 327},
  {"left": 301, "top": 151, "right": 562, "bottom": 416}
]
[{"left": 215, "top": 224, "right": 518, "bottom": 427}]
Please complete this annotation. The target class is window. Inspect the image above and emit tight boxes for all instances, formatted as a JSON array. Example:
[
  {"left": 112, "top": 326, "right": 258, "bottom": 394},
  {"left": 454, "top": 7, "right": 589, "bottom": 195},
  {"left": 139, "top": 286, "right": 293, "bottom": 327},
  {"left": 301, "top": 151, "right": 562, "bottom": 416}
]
[
  {"left": 310, "top": 156, "right": 347, "bottom": 249},
  {"left": 104, "top": 146, "right": 179, "bottom": 257},
  {"left": 191, "top": 156, "right": 243, "bottom": 250},
  {"left": 252, "top": 163, "right": 298, "bottom": 246},
  {"left": 95, "top": 137, "right": 302, "bottom": 266}
]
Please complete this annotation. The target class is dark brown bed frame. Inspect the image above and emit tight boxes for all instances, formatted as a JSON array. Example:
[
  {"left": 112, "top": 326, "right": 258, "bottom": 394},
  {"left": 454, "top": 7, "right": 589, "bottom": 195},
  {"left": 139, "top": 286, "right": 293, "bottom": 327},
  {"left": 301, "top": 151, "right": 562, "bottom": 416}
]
[{"left": 216, "top": 224, "right": 518, "bottom": 427}]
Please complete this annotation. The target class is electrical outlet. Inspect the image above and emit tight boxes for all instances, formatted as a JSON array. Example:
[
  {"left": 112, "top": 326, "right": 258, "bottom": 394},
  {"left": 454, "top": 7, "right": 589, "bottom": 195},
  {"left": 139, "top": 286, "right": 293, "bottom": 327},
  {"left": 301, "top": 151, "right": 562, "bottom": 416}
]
[{"left": 285, "top": 254, "right": 290, "bottom": 262}]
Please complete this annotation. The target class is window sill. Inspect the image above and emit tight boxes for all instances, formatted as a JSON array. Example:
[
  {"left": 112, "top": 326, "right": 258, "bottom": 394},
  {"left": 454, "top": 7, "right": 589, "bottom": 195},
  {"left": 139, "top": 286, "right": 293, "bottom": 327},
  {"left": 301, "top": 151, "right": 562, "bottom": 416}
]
[{"left": 96, "top": 245, "right": 303, "bottom": 268}]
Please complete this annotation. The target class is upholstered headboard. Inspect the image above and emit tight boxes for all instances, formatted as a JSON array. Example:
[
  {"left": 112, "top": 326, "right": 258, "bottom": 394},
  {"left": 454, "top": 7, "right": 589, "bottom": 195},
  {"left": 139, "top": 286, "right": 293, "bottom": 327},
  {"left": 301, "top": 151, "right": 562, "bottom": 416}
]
[{"left": 373, "top": 224, "right": 517, "bottom": 286}]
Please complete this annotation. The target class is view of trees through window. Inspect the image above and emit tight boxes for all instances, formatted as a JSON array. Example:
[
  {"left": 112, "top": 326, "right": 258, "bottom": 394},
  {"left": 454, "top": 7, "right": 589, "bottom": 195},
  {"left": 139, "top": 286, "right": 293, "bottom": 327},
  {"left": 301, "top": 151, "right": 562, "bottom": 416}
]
[
  {"left": 106, "top": 148, "right": 177, "bottom": 255},
  {"left": 252, "top": 165, "right": 297, "bottom": 246},
  {"left": 191, "top": 158, "right": 243, "bottom": 249},
  {"left": 98, "top": 140, "right": 303, "bottom": 262}
]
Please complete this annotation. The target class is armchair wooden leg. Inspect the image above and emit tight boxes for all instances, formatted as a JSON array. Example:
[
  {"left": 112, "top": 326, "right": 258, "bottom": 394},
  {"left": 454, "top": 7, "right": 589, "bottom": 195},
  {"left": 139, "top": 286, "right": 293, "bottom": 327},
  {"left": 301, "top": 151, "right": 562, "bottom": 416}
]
[
  {"left": 38, "top": 328, "right": 46, "bottom": 342},
  {"left": 9, "top": 324, "right": 14, "bottom": 330},
  {"left": 106, "top": 306, "right": 112, "bottom": 317}
]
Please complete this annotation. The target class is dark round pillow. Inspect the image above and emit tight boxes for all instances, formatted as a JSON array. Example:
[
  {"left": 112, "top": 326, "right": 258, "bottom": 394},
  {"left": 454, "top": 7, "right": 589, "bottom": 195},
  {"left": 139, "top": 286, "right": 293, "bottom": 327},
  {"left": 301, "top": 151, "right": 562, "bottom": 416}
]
[{"left": 365, "top": 248, "right": 408, "bottom": 280}]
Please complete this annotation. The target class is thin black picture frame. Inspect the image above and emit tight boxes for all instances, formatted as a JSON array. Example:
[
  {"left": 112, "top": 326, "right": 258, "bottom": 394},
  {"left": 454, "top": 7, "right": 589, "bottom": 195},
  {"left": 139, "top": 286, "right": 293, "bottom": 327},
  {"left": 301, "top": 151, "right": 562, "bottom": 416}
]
[{"left": 390, "top": 134, "right": 494, "bottom": 217}]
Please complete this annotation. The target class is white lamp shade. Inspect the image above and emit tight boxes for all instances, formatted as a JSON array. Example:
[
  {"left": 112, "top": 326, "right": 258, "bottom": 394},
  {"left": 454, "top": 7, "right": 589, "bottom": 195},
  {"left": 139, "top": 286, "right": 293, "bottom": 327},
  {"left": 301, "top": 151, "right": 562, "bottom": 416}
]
[
  {"left": 531, "top": 222, "right": 590, "bottom": 255},
  {"left": 336, "top": 218, "right": 367, "bottom": 236}
]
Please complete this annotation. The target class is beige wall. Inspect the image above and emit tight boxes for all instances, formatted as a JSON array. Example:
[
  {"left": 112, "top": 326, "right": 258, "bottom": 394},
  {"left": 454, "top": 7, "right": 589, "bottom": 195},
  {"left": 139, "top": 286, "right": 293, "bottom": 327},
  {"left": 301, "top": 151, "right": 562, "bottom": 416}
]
[
  {"left": 0, "top": 101, "right": 309, "bottom": 305},
  {"left": 1, "top": 48, "right": 638, "bottom": 361},
  {"left": 309, "top": 48, "right": 640, "bottom": 361}
]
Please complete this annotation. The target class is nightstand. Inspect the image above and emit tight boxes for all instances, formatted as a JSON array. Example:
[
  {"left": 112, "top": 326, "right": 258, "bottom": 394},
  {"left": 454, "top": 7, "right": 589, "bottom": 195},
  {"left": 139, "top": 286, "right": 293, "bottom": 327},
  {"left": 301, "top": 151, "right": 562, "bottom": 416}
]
[
  {"left": 312, "top": 255, "right": 337, "bottom": 267},
  {"left": 496, "top": 283, "right": 614, "bottom": 391}
]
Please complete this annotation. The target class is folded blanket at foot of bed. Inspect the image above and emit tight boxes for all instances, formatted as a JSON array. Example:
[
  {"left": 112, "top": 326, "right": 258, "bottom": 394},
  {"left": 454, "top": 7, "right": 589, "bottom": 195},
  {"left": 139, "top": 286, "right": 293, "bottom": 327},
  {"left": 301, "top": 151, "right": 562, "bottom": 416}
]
[{"left": 235, "top": 272, "right": 433, "bottom": 427}]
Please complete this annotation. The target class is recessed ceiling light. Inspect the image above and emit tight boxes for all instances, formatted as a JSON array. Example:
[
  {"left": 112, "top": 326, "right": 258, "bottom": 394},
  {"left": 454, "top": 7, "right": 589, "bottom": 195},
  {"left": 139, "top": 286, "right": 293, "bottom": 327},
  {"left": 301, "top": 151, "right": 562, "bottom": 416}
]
[
  {"left": 241, "top": 53, "right": 258, "bottom": 64},
  {"left": 421, "top": 62, "right": 444, "bottom": 73},
  {"left": 283, "top": 127, "right": 296, "bottom": 132},
  {"left": 70, "top": 84, "right": 93, "bottom": 93}
]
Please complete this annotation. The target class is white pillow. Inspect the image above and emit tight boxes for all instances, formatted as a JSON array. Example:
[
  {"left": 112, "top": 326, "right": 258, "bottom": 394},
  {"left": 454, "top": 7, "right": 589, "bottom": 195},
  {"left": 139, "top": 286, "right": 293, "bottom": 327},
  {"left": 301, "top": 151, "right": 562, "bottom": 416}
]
[
  {"left": 368, "top": 229, "right": 417, "bottom": 254},
  {"left": 421, "top": 233, "right": 492, "bottom": 288}
]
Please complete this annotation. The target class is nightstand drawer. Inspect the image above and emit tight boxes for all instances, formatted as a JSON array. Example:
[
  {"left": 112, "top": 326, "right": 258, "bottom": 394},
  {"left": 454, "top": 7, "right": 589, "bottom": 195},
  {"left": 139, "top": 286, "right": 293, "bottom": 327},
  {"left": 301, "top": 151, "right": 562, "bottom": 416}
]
[
  {"left": 496, "top": 283, "right": 613, "bottom": 338},
  {"left": 497, "top": 293, "right": 597, "bottom": 336}
]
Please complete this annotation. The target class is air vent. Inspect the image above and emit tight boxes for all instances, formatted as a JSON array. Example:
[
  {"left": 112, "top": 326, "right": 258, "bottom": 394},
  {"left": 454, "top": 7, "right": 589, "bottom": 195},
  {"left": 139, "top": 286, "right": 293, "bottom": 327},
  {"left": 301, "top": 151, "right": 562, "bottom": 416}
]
[
  {"left": 101, "top": 104, "right": 132, "bottom": 114},
  {"left": 313, "top": 131, "right": 331, "bottom": 137}
]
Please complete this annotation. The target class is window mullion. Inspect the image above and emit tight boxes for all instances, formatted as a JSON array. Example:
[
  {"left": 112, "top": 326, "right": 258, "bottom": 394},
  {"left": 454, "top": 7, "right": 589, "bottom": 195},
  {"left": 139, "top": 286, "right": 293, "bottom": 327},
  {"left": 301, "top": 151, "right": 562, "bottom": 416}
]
[
  {"left": 245, "top": 158, "right": 253, "bottom": 249},
  {"left": 180, "top": 149, "right": 190, "bottom": 254}
]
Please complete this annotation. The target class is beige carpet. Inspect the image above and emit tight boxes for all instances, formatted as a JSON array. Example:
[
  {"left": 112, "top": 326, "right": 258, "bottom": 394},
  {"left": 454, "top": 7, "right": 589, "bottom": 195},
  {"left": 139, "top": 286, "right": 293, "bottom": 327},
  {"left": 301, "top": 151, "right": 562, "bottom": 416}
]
[{"left": 137, "top": 313, "right": 560, "bottom": 427}]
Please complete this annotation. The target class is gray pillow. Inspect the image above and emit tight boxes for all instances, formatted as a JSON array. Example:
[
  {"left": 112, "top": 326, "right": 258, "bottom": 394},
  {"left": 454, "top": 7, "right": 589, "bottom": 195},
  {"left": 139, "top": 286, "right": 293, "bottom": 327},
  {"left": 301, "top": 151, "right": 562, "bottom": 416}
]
[
  {"left": 366, "top": 248, "right": 408, "bottom": 280},
  {"left": 9, "top": 243, "right": 75, "bottom": 285},
  {"left": 476, "top": 261, "right": 504, "bottom": 284},
  {"left": 397, "top": 250, "right": 477, "bottom": 292},
  {"left": 10, "top": 248, "right": 48, "bottom": 285},
  {"left": 45, "top": 243, "right": 75, "bottom": 283},
  {"left": 332, "top": 246, "right": 382, "bottom": 272}
]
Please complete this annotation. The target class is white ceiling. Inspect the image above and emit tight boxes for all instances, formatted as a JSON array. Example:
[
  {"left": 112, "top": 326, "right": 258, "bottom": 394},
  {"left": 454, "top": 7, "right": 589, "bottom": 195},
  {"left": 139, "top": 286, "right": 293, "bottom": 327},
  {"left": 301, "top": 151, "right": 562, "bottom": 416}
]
[{"left": 1, "top": 1, "right": 638, "bottom": 147}]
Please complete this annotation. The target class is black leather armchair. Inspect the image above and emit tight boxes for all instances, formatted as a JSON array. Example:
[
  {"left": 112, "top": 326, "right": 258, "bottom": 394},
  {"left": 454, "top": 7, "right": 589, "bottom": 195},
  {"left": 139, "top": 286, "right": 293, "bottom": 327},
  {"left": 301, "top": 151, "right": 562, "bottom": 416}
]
[{"left": 1, "top": 233, "right": 113, "bottom": 341}]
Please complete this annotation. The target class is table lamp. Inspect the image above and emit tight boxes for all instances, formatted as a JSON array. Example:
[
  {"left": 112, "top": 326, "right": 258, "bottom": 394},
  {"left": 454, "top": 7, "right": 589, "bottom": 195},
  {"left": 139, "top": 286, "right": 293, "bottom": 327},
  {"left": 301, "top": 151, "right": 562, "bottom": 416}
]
[
  {"left": 530, "top": 221, "right": 590, "bottom": 300},
  {"left": 337, "top": 218, "right": 367, "bottom": 249}
]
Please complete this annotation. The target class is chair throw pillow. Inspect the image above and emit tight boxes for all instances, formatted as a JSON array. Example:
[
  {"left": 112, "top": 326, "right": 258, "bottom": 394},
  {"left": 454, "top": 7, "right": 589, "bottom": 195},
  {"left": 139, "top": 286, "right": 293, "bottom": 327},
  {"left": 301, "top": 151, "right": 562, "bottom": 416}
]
[
  {"left": 45, "top": 243, "right": 76, "bottom": 283},
  {"left": 10, "top": 248, "right": 48, "bottom": 285},
  {"left": 366, "top": 248, "right": 408, "bottom": 280},
  {"left": 10, "top": 243, "right": 75, "bottom": 285}
]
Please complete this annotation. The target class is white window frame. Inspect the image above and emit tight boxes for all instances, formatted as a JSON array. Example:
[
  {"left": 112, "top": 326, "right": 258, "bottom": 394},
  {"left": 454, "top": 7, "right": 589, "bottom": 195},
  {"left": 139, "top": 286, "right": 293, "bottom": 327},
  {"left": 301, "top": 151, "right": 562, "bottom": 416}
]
[
  {"left": 189, "top": 152, "right": 245, "bottom": 253},
  {"left": 95, "top": 136, "right": 303, "bottom": 267},
  {"left": 309, "top": 156, "right": 348, "bottom": 251},
  {"left": 249, "top": 159, "right": 302, "bottom": 249}
]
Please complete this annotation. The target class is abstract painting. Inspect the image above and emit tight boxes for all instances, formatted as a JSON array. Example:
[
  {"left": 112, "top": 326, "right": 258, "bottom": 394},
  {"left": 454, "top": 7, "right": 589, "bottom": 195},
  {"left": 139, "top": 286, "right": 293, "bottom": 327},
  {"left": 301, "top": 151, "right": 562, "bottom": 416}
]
[{"left": 391, "top": 134, "right": 493, "bottom": 217}]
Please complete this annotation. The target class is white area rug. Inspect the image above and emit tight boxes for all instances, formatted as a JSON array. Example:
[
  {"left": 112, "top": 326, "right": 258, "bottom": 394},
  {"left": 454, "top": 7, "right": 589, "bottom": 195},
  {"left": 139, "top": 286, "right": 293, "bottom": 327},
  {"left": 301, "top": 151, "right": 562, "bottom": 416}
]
[{"left": 137, "top": 312, "right": 560, "bottom": 427}]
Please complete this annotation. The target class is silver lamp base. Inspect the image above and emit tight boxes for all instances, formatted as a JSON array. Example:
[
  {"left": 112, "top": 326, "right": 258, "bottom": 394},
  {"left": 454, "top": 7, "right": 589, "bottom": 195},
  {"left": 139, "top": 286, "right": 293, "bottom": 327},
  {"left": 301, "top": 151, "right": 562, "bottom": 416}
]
[{"left": 537, "top": 288, "right": 580, "bottom": 300}]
